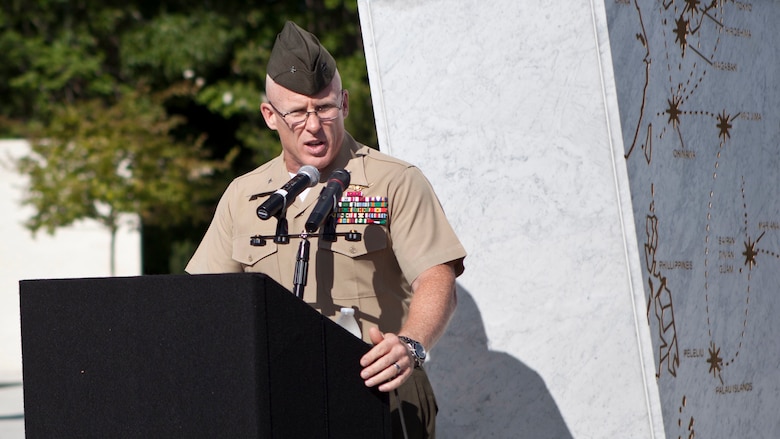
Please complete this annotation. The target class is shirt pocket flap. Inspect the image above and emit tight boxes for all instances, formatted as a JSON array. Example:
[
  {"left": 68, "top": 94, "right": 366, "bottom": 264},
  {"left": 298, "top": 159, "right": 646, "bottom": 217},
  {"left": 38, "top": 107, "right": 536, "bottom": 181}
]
[
  {"left": 322, "top": 224, "right": 388, "bottom": 258},
  {"left": 232, "top": 236, "right": 278, "bottom": 266}
]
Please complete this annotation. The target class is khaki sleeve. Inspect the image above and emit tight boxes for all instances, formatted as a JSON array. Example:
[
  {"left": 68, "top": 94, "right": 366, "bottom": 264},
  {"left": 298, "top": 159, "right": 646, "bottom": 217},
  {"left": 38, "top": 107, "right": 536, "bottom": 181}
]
[
  {"left": 185, "top": 182, "right": 243, "bottom": 274},
  {"left": 387, "top": 166, "right": 466, "bottom": 284}
]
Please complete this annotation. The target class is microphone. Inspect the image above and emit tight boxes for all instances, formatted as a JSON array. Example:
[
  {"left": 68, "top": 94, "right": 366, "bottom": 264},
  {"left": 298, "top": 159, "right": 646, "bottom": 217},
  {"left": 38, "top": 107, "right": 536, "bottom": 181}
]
[
  {"left": 305, "top": 169, "right": 350, "bottom": 232},
  {"left": 256, "top": 165, "right": 320, "bottom": 220}
]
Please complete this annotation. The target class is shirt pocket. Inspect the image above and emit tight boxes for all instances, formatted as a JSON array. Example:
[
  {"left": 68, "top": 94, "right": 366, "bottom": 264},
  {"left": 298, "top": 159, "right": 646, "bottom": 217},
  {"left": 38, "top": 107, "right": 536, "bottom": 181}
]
[
  {"left": 322, "top": 224, "right": 388, "bottom": 258},
  {"left": 321, "top": 224, "right": 391, "bottom": 302}
]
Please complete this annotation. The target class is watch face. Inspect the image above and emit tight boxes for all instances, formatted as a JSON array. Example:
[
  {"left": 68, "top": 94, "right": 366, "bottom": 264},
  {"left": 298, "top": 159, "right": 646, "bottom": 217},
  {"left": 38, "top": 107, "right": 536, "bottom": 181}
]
[
  {"left": 414, "top": 343, "right": 426, "bottom": 359},
  {"left": 400, "top": 336, "right": 426, "bottom": 364}
]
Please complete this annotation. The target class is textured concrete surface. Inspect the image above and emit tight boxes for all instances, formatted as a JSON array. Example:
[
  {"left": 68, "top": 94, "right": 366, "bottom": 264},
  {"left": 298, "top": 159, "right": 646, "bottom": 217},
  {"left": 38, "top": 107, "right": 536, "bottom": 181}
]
[{"left": 0, "top": 372, "right": 24, "bottom": 439}]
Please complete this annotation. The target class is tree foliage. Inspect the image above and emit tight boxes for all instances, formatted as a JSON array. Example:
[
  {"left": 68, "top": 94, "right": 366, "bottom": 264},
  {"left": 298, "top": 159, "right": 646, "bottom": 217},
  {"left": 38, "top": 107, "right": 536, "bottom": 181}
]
[
  {"left": 0, "top": 0, "right": 376, "bottom": 273},
  {"left": 17, "top": 86, "right": 231, "bottom": 274}
]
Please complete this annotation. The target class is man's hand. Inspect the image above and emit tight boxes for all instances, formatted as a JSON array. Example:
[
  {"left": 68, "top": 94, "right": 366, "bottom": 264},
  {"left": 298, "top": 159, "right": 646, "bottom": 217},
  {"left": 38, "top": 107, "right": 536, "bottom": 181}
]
[
  {"left": 359, "top": 262, "right": 458, "bottom": 392},
  {"left": 359, "top": 327, "right": 414, "bottom": 392}
]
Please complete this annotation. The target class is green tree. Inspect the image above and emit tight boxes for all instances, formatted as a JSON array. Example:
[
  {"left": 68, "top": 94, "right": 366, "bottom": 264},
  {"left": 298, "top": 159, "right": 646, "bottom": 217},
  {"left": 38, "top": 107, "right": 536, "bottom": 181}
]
[
  {"left": 1, "top": 0, "right": 377, "bottom": 274},
  {"left": 17, "top": 87, "right": 231, "bottom": 275}
]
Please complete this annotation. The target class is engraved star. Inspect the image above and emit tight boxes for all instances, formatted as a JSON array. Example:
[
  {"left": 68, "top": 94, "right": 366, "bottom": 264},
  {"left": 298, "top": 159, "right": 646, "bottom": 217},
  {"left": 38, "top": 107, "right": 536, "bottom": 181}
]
[
  {"left": 742, "top": 232, "right": 764, "bottom": 270},
  {"left": 684, "top": 0, "right": 701, "bottom": 15},
  {"left": 716, "top": 110, "right": 732, "bottom": 141},
  {"left": 674, "top": 15, "right": 689, "bottom": 53},
  {"left": 706, "top": 342, "right": 722, "bottom": 378},
  {"left": 665, "top": 96, "right": 682, "bottom": 127}
]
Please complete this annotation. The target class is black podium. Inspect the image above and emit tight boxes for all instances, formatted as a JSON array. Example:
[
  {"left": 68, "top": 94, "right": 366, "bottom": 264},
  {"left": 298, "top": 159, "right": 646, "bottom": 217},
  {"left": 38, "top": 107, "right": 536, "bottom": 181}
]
[{"left": 19, "top": 273, "right": 390, "bottom": 438}]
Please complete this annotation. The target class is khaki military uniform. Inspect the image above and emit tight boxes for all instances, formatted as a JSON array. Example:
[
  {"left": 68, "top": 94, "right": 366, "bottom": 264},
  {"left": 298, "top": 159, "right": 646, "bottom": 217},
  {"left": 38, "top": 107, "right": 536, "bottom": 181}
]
[
  {"left": 187, "top": 133, "right": 466, "bottom": 344},
  {"left": 187, "top": 133, "right": 465, "bottom": 438}
]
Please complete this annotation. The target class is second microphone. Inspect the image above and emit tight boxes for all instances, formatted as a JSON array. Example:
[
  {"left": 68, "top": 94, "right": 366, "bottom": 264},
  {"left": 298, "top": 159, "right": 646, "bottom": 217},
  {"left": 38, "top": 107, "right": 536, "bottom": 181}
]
[{"left": 305, "top": 169, "right": 350, "bottom": 233}]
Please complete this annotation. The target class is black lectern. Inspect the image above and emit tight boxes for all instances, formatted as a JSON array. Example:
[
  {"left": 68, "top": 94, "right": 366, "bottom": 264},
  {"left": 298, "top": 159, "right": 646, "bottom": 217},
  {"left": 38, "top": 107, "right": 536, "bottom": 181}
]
[{"left": 19, "top": 273, "right": 390, "bottom": 438}]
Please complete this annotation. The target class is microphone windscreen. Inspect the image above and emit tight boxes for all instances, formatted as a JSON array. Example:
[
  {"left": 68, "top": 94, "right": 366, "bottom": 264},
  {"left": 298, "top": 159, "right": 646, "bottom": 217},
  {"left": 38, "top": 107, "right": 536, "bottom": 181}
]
[{"left": 298, "top": 165, "right": 320, "bottom": 187}]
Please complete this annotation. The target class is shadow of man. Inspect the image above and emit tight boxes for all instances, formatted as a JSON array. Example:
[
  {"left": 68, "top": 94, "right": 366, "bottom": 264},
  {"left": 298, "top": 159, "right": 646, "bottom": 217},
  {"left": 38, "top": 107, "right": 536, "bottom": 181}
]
[{"left": 426, "top": 286, "right": 573, "bottom": 438}]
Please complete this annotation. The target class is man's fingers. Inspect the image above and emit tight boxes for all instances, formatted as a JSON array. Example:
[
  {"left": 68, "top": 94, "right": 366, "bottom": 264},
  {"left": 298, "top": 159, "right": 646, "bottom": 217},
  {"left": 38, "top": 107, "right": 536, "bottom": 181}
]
[
  {"left": 367, "top": 326, "right": 385, "bottom": 344},
  {"left": 360, "top": 334, "right": 414, "bottom": 390}
]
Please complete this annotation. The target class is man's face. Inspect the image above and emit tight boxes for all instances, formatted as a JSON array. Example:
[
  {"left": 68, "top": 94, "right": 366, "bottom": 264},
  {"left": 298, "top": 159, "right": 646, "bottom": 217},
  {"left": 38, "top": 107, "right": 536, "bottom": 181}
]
[{"left": 261, "top": 76, "right": 349, "bottom": 173}]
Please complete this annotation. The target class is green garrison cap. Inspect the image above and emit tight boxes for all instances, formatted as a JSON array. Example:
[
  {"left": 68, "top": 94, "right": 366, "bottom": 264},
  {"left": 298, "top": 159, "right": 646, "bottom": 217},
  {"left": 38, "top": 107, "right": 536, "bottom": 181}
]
[{"left": 267, "top": 21, "right": 336, "bottom": 95}]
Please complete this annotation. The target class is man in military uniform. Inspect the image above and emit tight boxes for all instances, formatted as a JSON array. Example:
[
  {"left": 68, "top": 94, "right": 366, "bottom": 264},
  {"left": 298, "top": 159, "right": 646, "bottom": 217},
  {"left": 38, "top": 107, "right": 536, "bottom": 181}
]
[{"left": 187, "top": 21, "right": 466, "bottom": 438}]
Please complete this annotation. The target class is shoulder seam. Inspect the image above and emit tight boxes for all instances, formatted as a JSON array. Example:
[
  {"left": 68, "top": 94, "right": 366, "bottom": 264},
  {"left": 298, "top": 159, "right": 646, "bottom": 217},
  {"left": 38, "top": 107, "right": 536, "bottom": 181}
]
[{"left": 361, "top": 146, "right": 416, "bottom": 170}]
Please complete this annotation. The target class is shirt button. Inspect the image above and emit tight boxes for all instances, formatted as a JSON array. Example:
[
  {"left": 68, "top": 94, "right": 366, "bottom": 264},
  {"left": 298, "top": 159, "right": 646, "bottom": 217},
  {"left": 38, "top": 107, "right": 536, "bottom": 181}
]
[
  {"left": 349, "top": 247, "right": 357, "bottom": 254},
  {"left": 248, "top": 255, "right": 253, "bottom": 262}
]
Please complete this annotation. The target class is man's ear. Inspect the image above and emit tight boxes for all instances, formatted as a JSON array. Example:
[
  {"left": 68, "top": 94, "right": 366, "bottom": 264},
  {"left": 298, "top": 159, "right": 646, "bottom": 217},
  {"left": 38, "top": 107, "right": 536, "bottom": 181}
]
[
  {"left": 260, "top": 103, "right": 279, "bottom": 130},
  {"left": 341, "top": 90, "right": 350, "bottom": 120}
]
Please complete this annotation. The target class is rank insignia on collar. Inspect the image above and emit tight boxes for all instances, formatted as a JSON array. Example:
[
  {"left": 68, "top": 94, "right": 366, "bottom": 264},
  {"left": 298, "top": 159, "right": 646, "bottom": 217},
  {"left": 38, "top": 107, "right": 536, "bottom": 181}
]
[{"left": 338, "top": 189, "right": 388, "bottom": 225}]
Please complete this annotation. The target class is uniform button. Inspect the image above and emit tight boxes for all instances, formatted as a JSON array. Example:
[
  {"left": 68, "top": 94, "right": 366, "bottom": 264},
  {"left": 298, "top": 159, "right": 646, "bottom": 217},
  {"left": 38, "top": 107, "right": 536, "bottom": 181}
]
[
  {"left": 349, "top": 247, "right": 357, "bottom": 254},
  {"left": 248, "top": 255, "right": 253, "bottom": 262}
]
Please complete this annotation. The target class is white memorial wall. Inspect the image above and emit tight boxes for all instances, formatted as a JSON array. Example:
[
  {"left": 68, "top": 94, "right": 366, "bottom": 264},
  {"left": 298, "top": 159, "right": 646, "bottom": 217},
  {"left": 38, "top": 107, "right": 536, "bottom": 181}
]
[
  {"left": 358, "top": 0, "right": 663, "bottom": 437},
  {"left": 606, "top": 1, "right": 780, "bottom": 438},
  {"left": 359, "top": 0, "right": 780, "bottom": 437}
]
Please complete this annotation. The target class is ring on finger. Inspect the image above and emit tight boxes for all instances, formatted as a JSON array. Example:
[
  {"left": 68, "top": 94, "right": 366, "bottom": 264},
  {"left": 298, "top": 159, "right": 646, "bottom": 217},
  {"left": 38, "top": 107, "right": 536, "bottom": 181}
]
[{"left": 393, "top": 362, "right": 401, "bottom": 376}]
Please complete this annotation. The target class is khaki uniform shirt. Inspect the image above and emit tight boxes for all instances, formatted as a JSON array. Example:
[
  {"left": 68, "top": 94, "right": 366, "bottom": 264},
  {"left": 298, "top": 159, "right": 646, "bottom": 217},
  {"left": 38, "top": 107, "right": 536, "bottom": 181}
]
[{"left": 186, "top": 134, "right": 466, "bottom": 343}]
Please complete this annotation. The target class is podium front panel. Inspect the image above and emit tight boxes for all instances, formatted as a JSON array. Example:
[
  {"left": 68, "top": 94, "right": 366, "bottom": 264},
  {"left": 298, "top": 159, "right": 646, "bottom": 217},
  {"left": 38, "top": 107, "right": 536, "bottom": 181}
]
[{"left": 20, "top": 273, "right": 389, "bottom": 438}]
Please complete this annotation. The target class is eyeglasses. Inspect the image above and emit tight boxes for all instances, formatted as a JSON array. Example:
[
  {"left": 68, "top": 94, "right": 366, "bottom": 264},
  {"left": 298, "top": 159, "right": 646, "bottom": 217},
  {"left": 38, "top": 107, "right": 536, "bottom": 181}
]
[{"left": 268, "top": 90, "right": 345, "bottom": 130}]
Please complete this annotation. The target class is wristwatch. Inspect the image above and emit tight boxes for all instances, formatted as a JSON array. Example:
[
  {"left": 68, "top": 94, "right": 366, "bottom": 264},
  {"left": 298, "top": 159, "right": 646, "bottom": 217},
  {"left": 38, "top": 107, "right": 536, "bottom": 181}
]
[{"left": 398, "top": 336, "right": 427, "bottom": 368}]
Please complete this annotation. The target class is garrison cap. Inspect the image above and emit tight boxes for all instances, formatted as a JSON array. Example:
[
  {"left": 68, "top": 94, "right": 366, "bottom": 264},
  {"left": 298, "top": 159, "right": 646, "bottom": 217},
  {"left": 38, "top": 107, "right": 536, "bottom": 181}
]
[{"left": 267, "top": 21, "right": 336, "bottom": 95}]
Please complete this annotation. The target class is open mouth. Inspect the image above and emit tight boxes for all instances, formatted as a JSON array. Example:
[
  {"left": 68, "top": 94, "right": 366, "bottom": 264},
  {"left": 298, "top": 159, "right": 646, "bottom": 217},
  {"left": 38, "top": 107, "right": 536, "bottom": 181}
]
[{"left": 304, "top": 139, "right": 327, "bottom": 154}]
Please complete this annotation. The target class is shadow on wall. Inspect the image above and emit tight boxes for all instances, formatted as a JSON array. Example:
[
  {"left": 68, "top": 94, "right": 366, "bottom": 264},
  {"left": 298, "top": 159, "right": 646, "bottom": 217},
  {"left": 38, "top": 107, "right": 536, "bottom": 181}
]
[{"left": 427, "top": 286, "right": 573, "bottom": 439}]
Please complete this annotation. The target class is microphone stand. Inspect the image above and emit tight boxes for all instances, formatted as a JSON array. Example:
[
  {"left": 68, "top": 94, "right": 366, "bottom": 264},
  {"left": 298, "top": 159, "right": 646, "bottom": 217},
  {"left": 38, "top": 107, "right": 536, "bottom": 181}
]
[
  {"left": 249, "top": 215, "right": 362, "bottom": 300},
  {"left": 292, "top": 233, "right": 310, "bottom": 299},
  {"left": 274, "top": 206, "right": 290, "bottom": 245}
]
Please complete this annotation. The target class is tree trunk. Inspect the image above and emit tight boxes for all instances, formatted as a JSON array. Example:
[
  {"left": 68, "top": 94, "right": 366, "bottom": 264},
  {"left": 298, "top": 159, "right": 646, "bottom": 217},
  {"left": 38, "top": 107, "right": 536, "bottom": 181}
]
[{"left": 110, "top": 224, "right": 117, "bottom": 277}]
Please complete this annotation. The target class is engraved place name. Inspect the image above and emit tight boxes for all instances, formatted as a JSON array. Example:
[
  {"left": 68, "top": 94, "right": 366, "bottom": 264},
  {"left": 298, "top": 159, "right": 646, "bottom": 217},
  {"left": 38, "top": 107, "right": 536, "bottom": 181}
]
[
  {"left": 658, "top": 260, "right": 693, "bottom": 270},
  {"left": 739, "top": 112, "right": 762, "bottom": 121},
  {"left": 714, "top": 61, "right": 738, "bottom": 71},
  {"left": 719, "top": 250, "right": 734, "bottom": 259},
  {"left": 614, "top": 0, "right": 630, "bottom": 4},
  {"left": 725, "top": 26, "right": 752, "bottom": 38},
  {"left": 715, "top": 382, "right": 753, "bottom": 395},
  {"left": 758, "top": 221, "right": 780, "bottom": 230},
  {"left": 717, "top": 237, "right": 734, "bottom": 274},
  {"left": 673, "top": 149, "right": 696, "bottom": 159},
  {"left": 683, "top": 348, "right": 704, "bottom": 358},
  {"left": 718, "top": 236, "right": 736, "bottom": 245},
  {"left": 735, "top": 2, "right": 752, "bottom": 11}
]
